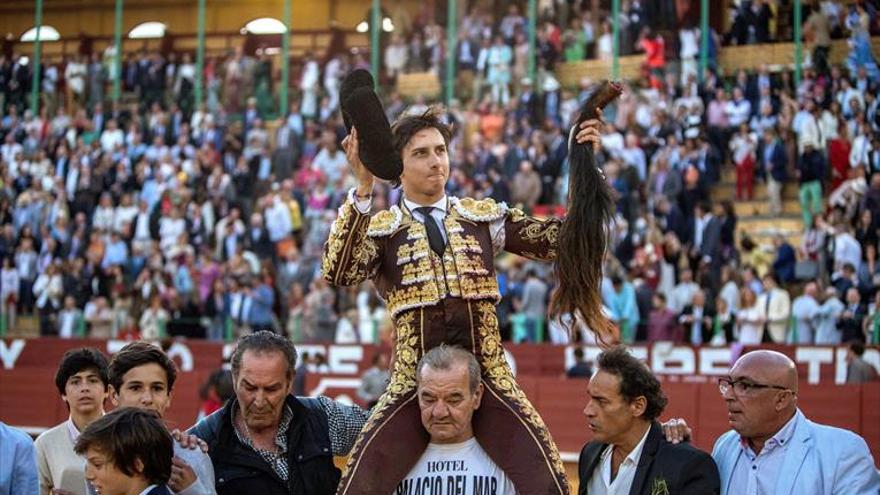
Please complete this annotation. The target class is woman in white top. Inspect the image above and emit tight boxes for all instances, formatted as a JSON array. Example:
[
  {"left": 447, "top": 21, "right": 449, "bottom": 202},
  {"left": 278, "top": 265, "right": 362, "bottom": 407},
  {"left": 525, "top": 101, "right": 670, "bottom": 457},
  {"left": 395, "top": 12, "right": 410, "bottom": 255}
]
[
  {"left": 679, "top": 27, "right": 699, "bottom": 82},
  {"left": 0, "top": 257, "right": 19, "bottom": 332},
  {"left": 34, "top": 263, "right": 64, "bottom": 336},
  {"left": 736, "top": 287, "right": 764, "bottom": 344},
  {"left": 597, "top": 21, "right": 613, "bottom": 61},
  {"left": 139, "top": 295, "right": 169, "bottom": 340}
]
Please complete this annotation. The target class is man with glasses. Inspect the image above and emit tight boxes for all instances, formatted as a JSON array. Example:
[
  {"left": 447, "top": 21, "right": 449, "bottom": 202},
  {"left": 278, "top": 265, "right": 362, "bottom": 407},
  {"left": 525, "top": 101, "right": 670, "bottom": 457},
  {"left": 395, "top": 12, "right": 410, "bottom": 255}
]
[{"left": 712, "top": 350, "right": 879, "bottom": 494}]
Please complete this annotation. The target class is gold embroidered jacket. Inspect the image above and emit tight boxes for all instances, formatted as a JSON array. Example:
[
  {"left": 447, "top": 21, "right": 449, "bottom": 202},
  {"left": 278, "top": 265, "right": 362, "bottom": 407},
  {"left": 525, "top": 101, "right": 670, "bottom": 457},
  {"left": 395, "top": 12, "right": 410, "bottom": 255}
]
[{"left": 321, "top": 191, "right": 561, "bottom": 317}]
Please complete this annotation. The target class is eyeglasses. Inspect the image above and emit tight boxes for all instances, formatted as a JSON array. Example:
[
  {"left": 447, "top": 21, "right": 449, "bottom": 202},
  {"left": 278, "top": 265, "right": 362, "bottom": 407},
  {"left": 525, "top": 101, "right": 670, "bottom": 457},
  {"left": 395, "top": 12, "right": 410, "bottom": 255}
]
[{"left": 718, "top": 377, "right": 793, "bottom": 396}]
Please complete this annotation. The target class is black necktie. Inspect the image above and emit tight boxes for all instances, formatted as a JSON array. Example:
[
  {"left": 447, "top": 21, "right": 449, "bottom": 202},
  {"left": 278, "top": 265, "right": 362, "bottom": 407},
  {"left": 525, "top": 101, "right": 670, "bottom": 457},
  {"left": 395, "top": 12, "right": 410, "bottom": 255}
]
[{"left": 415, "top": 207, "right": 446, "bottom": 257}]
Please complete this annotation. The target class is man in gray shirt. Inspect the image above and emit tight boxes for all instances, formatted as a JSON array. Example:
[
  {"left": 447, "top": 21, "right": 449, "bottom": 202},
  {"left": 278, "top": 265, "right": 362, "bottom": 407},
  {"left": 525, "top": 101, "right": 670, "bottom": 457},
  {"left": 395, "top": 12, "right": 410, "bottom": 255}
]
[
  {"left": 518, "top": 268, "right": 549, "bottom": 342},
  {"left": 357, "top": 352, "right": 390, "bottom": 408}
]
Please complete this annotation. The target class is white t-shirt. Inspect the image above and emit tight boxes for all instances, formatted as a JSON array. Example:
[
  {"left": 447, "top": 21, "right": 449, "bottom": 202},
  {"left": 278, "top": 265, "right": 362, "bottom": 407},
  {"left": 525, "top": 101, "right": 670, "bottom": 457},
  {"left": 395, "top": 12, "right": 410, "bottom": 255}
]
[{"left": 394, "top": 438, "right": 516, "bottom": 495}]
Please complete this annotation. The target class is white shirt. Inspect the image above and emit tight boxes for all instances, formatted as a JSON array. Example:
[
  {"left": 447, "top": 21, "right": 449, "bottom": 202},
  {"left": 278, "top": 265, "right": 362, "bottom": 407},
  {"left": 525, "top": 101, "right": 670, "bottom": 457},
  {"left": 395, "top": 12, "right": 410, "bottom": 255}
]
[
  {"left": 394, "top": 438, "right": 516, "bottom": 495},
  {"left": 587, "top": 425, "right": 651, "bottom": 495},
  {"left": 725, "top": 99, "right": 752, "bottom": 127},
  {"left": 404, "top": 196, "right": 450, "bottom": 243},
  {"left": 265, "top": 198, "right": 293, "bottom": 242},
  {"left": 737, "top": 306, "right": 764, "bottom": 344},
  {"left": 791, "top": 295, "right": 820, "bottom": 344},
  {"left": 100, "top": 129, "right": 124, "bottom": 153},
  {"left": 834, "top": 233, "right": 862, "bottom": 270}
]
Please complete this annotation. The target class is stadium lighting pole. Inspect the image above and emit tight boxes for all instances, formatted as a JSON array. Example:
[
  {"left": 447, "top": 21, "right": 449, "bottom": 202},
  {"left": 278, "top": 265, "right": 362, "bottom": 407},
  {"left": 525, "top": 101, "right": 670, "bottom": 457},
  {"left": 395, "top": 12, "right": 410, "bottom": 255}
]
[
  {"left": 527, "top": 0, "right": 536, "bottom": 86},
  {"left": 794, "top": 0, "right": 802, "bottom": 88},
  {"left": 112, "top": 0, "right": 123, "bottom": 105},
  {"left": 29, "top": 0, "right": 43, "bottom": 115},
  {"left": 445, "top": 0, "right": 456, "bottom": 105},
  {"left": 281, "top": 0, "right": 291, "bottom": 116},
  {"left": 699, "top": 0, "right": 709, "bottom": 83},
  {"left": 195, "top": 0, "right": 205, "bottom": 108},
  {"left": 370, "top": 0, "right": 380, "bottom": 87},
  {"left": 611, "top": 0, "right": 620, "bottom": 80}
]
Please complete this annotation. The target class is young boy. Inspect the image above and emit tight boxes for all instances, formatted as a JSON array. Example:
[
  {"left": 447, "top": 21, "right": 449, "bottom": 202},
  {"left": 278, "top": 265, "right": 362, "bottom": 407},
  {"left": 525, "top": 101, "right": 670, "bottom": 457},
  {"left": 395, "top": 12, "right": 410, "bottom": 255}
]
[
  {"left": 108, "top": 342, "right": 215, "bottom": 495},
  {"left": 74, "top": 407, "right": 173, "bottom": 495},
  {"left": 35, "top": 347, "right": 110, "bottom": 495}
]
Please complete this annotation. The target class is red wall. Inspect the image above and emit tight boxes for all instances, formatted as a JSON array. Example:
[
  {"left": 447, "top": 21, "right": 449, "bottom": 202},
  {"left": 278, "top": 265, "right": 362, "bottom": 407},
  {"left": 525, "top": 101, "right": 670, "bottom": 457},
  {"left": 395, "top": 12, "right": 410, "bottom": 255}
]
[{"left": 1, "top": 339, "right": 878, "bottom": 464}]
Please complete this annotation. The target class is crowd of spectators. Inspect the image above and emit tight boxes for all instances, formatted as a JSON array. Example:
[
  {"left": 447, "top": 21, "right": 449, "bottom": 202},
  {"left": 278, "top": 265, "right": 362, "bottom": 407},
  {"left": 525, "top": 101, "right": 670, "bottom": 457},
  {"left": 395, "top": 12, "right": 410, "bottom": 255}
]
[{"left": 0, "top": 1, "right": 879, "bottom": 349}]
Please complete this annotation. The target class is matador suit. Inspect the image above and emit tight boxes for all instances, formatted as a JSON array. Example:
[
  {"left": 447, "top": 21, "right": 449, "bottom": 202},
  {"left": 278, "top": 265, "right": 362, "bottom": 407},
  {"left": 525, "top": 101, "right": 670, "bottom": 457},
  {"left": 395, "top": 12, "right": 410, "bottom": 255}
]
[{"left": 322, "top": 188, "right": 569, "bottom": 494}]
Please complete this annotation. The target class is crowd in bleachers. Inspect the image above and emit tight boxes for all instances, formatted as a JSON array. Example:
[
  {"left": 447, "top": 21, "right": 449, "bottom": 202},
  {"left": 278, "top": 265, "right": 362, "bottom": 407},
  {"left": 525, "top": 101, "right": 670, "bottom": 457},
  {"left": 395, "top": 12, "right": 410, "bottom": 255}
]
[{"left": 0, "top": 1, "right": 879, "bottom": 347}]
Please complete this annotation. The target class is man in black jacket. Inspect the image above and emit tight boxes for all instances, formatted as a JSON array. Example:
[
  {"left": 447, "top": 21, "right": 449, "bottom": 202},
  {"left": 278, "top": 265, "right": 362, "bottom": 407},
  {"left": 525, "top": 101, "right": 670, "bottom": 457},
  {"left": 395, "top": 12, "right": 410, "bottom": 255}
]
[
  {"left": 578, "top": 347, "right": 719, "bottom": 495},
  {"left": 189, "top": 331, "right": 368, "bottom": 494},
  {"left": 679, "top": 290, "right": 717, "bottom": 345}
]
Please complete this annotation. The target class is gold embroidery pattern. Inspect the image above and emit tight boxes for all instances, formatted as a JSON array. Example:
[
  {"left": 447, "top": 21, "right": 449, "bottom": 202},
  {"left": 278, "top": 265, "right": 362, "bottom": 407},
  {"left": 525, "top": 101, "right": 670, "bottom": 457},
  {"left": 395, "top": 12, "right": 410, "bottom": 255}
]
[
  {"left": 452, "top": 197, "right": 508, "bottom": 222},
  {"left": 454, "top": 253, "right": 490, "bottom": 276},
  {"left": 344, "top": 229, "right": 379, "bottom": 282},
  {"left": 339, "top": 311, "right": 420, "bottom": 487},
  {"left": 519, "top": 219, "right": 560, "bottom": 245},
  {"left": 321, "top": 202, "right": 355, "bottom": 285},
  {"left": 367, "top": 206, "right": 402, "bottom": 237},
  {"left": 519, "top": 250, "right": 557, "bottom": 262},
  {"left": 385, "top": 283, "right": 441, "bottom": 317},
  {"left": 475, "top": 301, "right": 567, "bottom": 480},
  {"left": 508, "top": 207, "right": 528, "bottom": 223},
  {"left": 400, "top": 257, "right": 434, "bottom": 283},
  {"left": 449, "top": 234, "right": 484, "bottom": 254},
  {"left": 397, "top": 237, "right": 430, "bottom": 265}
]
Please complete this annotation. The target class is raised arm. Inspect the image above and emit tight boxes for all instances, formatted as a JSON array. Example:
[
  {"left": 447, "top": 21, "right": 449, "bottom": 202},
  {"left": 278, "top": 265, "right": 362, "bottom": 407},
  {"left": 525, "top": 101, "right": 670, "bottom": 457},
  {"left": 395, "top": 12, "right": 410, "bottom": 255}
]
[
  {"left": 321, "top": 128, "right": 382, "bottom": 287},
  {"left": 500, "top": 115, "right": 605, "bottom": 262}
]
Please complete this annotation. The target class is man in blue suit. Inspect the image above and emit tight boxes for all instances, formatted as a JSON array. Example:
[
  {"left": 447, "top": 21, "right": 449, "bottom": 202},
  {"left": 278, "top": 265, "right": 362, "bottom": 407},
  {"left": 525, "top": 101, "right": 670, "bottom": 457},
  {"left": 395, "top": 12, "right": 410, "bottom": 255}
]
[
  {"left": 0, "top": 421, "right": 38, "bottom": 495},
  {"left": 713, "top": 350, "right": 880, "bottom": 495}
]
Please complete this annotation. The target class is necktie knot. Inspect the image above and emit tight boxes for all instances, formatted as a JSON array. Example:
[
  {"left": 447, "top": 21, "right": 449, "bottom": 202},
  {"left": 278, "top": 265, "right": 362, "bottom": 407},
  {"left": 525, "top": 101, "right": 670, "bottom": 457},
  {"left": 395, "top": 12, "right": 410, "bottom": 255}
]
[{"left": 415, "top": 206, "right": 445, "bottom": 257}]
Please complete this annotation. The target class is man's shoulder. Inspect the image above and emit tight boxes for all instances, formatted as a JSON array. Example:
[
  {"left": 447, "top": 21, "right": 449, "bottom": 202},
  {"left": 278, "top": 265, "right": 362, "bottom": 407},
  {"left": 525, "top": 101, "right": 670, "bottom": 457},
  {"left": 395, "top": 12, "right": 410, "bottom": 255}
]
[
  {"left": 577, "top": 441, "right": 606, "bottom": 488},
  {"left": 450, "top": 197, "right": 508, "bottom": 223},
  {"left": 173, "top": 440, "right": 212, "bottom": 466},
  {"left": 577, "top": 441, "right": 606, "bottom": 468},
  {"left": 805, "top": 417, "right": 870, "bottom": 451},
  {"left": 189, "top": 406, "right": 228, "bottom": 442},
  {"left": 367, "top": 205, "right": 403, "bottom": 238},
  {"left": 712, "top": 429, "right": 740, "bottom": 453},
  {"left": 657, "top": 435, "right": 716, "bottom": 466},
  {"left": 0, "top": 422, "right": 33, "bottom": 448},
  {"left": 34, "top": 422, "right": 69, "bottom": 447}
]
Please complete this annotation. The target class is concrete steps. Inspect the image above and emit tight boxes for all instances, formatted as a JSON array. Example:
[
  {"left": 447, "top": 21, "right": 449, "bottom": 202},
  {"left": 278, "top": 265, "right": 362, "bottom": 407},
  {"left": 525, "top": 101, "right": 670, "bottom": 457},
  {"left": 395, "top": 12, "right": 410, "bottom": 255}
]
[
  {"left": 710, "top": 181, "right": 801, "bottom": 201},
  {"left": 732, "top": 198, "right": 802, "bottom": 217},
  {"left": 709, "top": 168, "right": 806, "bottom": 247}
]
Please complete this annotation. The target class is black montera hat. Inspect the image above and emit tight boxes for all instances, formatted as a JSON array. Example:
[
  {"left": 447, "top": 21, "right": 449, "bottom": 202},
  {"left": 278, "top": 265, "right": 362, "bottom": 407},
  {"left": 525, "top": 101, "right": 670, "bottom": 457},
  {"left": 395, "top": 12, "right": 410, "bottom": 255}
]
[
  {"left": 340, "top": 69, "right": 375, "bottom": 132},
  {"left": 342, "top": 86, "right": 403, "bottom": 181}
]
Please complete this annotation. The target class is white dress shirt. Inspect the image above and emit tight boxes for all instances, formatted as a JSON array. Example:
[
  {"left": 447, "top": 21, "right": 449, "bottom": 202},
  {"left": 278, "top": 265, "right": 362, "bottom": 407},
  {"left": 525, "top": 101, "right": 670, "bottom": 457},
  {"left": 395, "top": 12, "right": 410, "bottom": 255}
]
[
  {"left": 587, "top": 425, "right": 651, "bottom": 495},
  {"left": 404, "top": 196, "right": 449, "bottom": 243}
]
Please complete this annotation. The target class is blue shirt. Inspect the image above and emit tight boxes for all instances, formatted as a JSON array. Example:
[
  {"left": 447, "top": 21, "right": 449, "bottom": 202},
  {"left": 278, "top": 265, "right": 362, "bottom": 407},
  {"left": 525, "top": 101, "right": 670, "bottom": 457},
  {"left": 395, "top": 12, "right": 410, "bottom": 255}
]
[
  {"left": 102, "top": 240, "right": 129, "bottom": 269},
  {"left": 729, "top": 412, "right": 798, "bottom": 495},
  {"left": 0, "top": 422, "right": 38, "bottom": 495}
]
